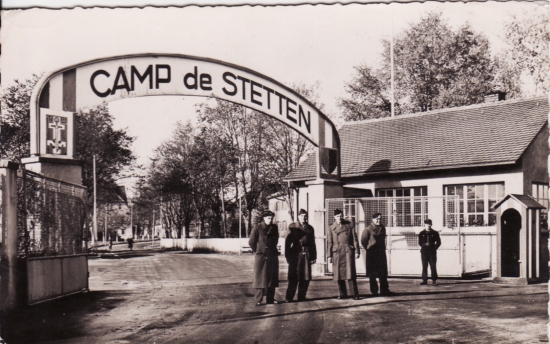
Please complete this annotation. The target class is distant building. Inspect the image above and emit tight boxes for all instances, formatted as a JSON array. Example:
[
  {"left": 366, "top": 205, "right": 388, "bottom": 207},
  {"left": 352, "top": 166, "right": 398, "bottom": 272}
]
[{"left": 267, "top": 192, "right": 293, "bottom": 236}]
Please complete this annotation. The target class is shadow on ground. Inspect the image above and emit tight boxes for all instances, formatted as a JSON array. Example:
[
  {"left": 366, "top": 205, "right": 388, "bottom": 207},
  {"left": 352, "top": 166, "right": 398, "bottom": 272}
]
[{"left": 0, "top": 291, "right": 129, "bottom": 344}]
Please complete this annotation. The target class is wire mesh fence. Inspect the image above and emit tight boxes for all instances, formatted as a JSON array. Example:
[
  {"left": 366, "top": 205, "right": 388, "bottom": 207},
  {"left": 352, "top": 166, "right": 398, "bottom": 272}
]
[
  {"left": 17, "top": 169, "right": 88, "bottom": 258},
  {"left": 326, "top": 196, "right": 460, "bottom": 240},
  {"left": 325, "top": 196, "right": 463, "bottom": 276}
]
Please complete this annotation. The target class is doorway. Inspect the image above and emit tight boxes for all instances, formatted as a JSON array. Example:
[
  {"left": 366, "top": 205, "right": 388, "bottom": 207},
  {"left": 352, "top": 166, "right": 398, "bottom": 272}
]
[{"left": 501, "top": 208, "right": 521, "bottom": 277}]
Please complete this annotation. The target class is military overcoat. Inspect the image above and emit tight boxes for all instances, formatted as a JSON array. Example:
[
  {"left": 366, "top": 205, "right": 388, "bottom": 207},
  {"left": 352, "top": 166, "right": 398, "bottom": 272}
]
[
  {"left": 361, "top": 223, "right": 388, "bottom": 277},
  {"left": 327, "top": 220, "right": 360, "bottom": 280},
  {"left": 249, "top": 222, "right": 279, "bottom": 289},
  {"left": 285, "top": 222, "right": 317, "bottom": 281}
]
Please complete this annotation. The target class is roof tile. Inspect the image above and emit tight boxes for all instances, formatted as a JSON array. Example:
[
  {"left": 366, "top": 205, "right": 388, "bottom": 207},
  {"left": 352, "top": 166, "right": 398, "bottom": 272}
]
[{"left": 286, "top": 97, "right": 548, "bottom": 181}]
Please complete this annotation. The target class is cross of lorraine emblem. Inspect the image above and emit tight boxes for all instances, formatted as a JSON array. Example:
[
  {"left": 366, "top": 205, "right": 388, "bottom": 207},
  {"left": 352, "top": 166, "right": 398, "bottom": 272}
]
[{"left": 46, "top": 115, "right": 68, "bottom": 155}]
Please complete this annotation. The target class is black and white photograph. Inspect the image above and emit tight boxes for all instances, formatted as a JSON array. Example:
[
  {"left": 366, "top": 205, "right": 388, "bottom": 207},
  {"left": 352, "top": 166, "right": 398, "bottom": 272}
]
[{"left": 0, "top": 0, "right": 548, "bottom": 343}]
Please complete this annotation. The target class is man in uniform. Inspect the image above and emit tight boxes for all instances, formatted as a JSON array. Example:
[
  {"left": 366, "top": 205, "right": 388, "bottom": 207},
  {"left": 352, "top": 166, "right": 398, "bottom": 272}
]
[
  {"left": 361, "top": 212, "right": 393, "bottom": 296},
  {"left": 285, "top": 209, "right": 317, "bottom": 302},
  {"left": 249, "top": 210, "right": 281, "bottom": 306},
  {"left": 418, "top": 219, "right": 442, "bottom": 286},
  {"left": 327, "top": 209, "right": 361, "bottom": 300}
]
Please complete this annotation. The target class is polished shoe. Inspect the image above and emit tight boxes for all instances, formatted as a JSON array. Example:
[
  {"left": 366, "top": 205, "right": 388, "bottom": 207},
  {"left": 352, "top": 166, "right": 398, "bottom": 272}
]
[
  {"left": 273, "top": 300, "right": 282, "bottom": 304},
  {"left": 380, "top": 291, "right": 395, "bottom": 296},
  {"left": 371, "top": 293, "right": 379, "bottom": 297},
  {"left": 337, "top": 295, "right": 347, "bottom": 300},
  {"left": 420, "top": 281, "right": 428, "bottom": 285},
  {"left": 255, "top": 302, "right": 262, "bottom": 306},
  {"left": 432, "top": 281, "right": 438, "bottom": 286},
  {"left": 353, "top": 296, "right": 361, "bottom": 300},
  {"left": 285, "top": 299, "right": 292, "bottom": 303}
]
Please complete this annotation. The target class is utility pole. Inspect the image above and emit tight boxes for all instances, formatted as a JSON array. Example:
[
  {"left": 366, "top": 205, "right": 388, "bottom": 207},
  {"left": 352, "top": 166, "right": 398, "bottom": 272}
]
[
  {"left": 152, "top": 209, "right": 155, "bottom": 248},
  {"left": 160, "top": 197, "right": 163, "bottom": 238},
  {"left": 104, "top": 211, "right": 107, "bottom": 246},
  {"left": 130, "top": 203, "right": 133, "bottom": 238},
  {"left": 93, "top": 154, "right": 97, "bottom": 245},
  {"left": 239, "top": 195, "right": 242, "bottom": 256},
  {"left": 221, "top": 182, "right": 227, "bottom": 238},
  {"left": 390, "top": 3, "right": 395, "bottom": 118}
]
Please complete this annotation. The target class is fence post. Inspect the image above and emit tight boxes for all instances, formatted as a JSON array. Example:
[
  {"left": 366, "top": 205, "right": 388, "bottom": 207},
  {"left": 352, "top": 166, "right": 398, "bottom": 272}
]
[{"left": 0, "top": 160, "right": 20, "bottom": 312}]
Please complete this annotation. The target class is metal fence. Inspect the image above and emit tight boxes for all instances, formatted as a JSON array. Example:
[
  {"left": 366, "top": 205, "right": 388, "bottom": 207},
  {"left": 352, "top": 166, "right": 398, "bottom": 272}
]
[
  {"left": 325, "top": 196, "right": 464, "bottom": 277},
  {"left": 17, "top": 169, "right": 88, "bottom": 258}
]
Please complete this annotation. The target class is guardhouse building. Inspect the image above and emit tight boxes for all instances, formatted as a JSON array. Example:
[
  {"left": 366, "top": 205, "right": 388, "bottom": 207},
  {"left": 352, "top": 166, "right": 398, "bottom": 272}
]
[{"left": 286, "top": 97, "right": 549, "bottom": 281}]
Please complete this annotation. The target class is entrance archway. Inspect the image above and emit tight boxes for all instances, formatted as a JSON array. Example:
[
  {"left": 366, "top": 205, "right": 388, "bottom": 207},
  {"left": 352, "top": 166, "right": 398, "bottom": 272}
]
[
  {"left": 501, "top": 208, "right": 521, "bottom": 277},
  {"left": 28, "top": 54, "right": 340, "bottom": 180}
]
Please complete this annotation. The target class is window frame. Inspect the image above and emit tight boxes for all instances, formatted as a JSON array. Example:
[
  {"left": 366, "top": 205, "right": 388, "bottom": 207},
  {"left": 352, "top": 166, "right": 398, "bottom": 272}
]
[
  {"left": 443, "top": 183, "right": 504, "bottom": 227},
  {"left": 376, "top": 187, "right": 428, "bottom": 227}
]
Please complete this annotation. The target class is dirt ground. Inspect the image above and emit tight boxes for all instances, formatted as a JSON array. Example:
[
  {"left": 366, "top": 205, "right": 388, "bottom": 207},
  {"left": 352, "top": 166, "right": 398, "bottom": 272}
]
[{"left": 1, "top": 250, "right": 548, "bottom": 344}]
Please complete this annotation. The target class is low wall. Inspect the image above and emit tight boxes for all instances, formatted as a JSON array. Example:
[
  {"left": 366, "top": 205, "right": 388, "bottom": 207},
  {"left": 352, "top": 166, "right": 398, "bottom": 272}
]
[
  {"left": 160, "top": 237, "right": 286, "bottom": 254},
  {"left": 27, "top": 254, "right": 88, "bottom": 305}
]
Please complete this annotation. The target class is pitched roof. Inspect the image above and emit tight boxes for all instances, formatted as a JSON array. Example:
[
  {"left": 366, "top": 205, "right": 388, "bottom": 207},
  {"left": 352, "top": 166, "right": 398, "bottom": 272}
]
[
  {"left": 492, "top": 194, "right": 545, "bottom": 210},
  {"left": 286, "top": 97, "right": 548, "bottom": 181}
]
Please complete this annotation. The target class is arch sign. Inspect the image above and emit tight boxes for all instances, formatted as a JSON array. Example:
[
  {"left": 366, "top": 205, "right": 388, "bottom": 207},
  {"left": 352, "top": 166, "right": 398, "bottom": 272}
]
[{"left": 30, "top": 54, "right": 340, "bottom": 179}]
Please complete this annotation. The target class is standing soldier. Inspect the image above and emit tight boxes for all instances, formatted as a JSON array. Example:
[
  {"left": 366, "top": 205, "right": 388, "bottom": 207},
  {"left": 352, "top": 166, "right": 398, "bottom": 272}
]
[
  {"left": 285, "top": 209, "right": 317, "bottom": 302},
  {"left": 418, "top": 219, "right": 441, "bottom": 286},
  {"left": 327, "top": 209, "right": 361, "bottom": 300},
  {"left": 361, "top": 212, "right": 393, "bottom": 296},
  {"left": 249, "top": 210, "right": 281, "bottom": 306}
]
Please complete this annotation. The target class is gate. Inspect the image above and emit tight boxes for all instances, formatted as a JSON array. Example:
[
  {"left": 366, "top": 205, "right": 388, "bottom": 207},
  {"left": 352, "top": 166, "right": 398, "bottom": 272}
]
[
  {"left": 17, "top": 169, "right": 89, "bottom": 305},
  {"left": 325, "top": 196, "right": 462, "bottom": 277}
]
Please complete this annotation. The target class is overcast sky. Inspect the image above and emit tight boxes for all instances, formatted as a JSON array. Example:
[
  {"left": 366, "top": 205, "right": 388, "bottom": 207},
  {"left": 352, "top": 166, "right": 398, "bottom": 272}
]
[{"left": 1, "top": 1, "right": 546, "bottom": 189}]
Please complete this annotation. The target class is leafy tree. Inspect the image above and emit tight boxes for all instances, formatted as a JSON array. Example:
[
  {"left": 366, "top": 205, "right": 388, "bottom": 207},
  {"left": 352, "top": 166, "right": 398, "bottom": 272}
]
[
  {"left": 1, "top": 76, "right": 136, "bottom": 240},
  {"left": 339, "top": 12, "right": 498, "bottom": 120},
  {"left": 0, "top": 75, "right": 40, "bottom": 161},
  {"left": 139, "top": 121, "right": 196, "bottom": 238},
  {"left": 75, "top": 104, "right": 136, "bottom": 204},
  {"left": 500, "top": 10, "right": 549, "bottom": 96},
  {"left": 195, "top": 127, "right": 236, "bottom": 238},
  {"left": 196, "top": 100, "right": 278, "bottom": 236},
  {"left": 263, "top": 82, "right": 322, "bottom": 220}
]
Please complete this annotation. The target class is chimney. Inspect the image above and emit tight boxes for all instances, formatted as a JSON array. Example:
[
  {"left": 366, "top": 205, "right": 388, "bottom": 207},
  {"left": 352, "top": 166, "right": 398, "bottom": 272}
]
[{"left": 484, "top": 92, "right": 506, "bottom": 103}]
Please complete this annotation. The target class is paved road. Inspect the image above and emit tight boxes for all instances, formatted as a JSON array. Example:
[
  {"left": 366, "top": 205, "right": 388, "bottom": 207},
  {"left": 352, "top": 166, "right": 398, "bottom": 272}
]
[{"left": 2, "top": 250, "right": 548, "bottom": 344}]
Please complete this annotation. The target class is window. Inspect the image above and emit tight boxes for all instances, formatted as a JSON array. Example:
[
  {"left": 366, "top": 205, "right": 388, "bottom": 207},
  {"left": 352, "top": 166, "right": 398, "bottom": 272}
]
[
  {"left": 532, "top": 182, "right": 548, "bottom": 229},
  {"left": 444, "top": 183, "right": 504, "bottom": 226},
  {"left": 377, "top": 187, "right": 427, "bottom": 198},
  {"left": 377, "top": 187, "right": 428, "bottom": 227},
  {"left": 343, "top": 199, "right": 356, "bottom": 224},
  {"left": 532, "top": 183, "right": 548, "bottom": 209}
]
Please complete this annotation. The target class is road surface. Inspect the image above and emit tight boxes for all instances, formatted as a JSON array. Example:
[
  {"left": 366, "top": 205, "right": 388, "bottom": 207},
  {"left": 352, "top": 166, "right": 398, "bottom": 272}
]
[{"left": 2, "top": 250, "right": 547, "bottom": 344}]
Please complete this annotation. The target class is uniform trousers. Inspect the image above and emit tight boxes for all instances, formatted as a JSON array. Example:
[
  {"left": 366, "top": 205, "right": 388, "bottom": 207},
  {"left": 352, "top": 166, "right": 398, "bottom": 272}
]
[
  {"left": 286, "top": 280, "right": 310, "bottom": 301},
  {"left": 337, "top": 279, "right": 358, "bottom": 298},
  {"left": 421, "top": 252, "right": 438, "bottom": 282},
  {"left": 254, "top": 287, "right": 276, "bottom": 304},
  {"left": 369, "top": 276, "right": 389, "bottom": 295}
]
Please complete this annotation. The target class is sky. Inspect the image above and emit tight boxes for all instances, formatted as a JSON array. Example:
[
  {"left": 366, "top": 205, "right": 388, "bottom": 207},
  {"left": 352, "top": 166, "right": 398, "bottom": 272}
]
[{"left": 1, "top": 1, "right": 546, "bottom": 192}]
